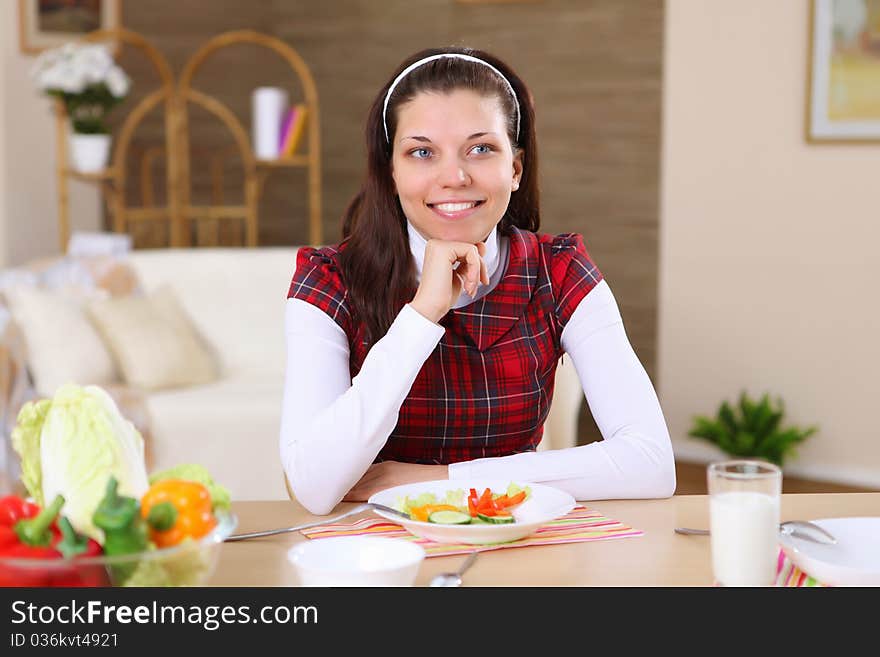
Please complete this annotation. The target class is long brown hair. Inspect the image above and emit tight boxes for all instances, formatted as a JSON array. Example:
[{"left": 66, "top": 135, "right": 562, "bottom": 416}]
[{"left": 338, "top": 46, "right": 541, "bottom": 344}]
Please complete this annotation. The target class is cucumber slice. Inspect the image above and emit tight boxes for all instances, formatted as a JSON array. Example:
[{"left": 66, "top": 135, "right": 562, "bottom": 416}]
[
  {"left": 477, "top": 512, "right": 515, "bottom": 524},
  {"left": 427, "top": 510, "right": 472, "bottom": 525}
]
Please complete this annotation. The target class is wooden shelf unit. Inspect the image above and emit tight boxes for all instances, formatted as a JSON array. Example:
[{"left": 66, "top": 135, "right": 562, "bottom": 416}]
[{"left": 55, "top": 28, "right": 322, "bottom": 251}]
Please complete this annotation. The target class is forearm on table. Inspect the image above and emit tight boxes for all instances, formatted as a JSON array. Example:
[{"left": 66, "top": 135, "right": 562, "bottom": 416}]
[{"left": 280, "top": 300, "right": 444, "bottom": 514}]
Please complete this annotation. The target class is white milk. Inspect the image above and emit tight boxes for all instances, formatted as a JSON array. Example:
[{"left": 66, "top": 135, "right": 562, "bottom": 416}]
[{"left": 709, "top": 491, "right": 780, "bottom": 586}]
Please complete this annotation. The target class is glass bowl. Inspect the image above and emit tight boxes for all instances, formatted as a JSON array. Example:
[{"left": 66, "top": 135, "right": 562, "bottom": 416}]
[{"left": 0, "top": 512, "right": 237, "bottom": 587}]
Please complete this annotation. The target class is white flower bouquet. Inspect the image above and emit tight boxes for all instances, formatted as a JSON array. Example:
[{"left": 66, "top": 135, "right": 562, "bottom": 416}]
[{"left": 31, "top": 43, "right": 131, "bottom": 135}]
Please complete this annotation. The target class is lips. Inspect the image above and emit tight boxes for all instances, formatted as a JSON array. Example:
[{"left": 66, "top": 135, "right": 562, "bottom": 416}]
[
  {"left": 432, "top": 201, "right": 479, "bottom": 212},
  {"left": 427, "top": 200, "right": 485, "bottom": 219}
]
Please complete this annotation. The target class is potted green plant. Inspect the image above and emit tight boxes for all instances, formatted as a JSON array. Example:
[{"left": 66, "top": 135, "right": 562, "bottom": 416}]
[
  {"left": 31, "top": 42, "right": 130, "bottom": 173},
  {"left": 688, "top": 391, "right": 817, "bottom": 467}
]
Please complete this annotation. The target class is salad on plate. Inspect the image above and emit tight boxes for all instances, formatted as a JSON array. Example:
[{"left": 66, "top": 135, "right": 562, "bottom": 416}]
[
  {"left": 393, "top": 482, "right": 532, "bottom": 525},
  {"left": 370, "top": 479, "right": 576, "bottom": 545}
]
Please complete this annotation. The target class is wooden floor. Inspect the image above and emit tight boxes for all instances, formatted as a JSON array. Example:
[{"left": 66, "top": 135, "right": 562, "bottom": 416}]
[{"left": 675, "top": 461, "right": 877, "bottom": 495}]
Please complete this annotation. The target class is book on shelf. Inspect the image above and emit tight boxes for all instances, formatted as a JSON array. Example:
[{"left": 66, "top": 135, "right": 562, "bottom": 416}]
[{"left": 278, "top": 103, "right": 308, "bottom": 157}]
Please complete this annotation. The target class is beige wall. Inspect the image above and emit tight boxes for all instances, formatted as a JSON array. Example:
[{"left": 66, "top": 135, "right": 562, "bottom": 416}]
[
  {"left": 660, "top": 0, "right": 880, "bottom": 486},
  {"left": 0, "top": 6, "right": 7, "bottom": 263},
  {"left": 0, "top": 2, "right": 100, "bottom": 268}
]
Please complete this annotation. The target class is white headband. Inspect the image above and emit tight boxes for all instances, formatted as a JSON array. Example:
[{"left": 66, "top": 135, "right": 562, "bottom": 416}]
[{"left": 382, "top": 53, "right": 521, "bottom": 145}]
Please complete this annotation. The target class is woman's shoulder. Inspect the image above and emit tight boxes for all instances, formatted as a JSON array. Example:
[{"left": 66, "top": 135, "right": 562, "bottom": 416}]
[
  {"left": 535, "top": 231, "right": 588, "bottom": 253},
  {"left": 289, "top": 241, "right": 350, "bottom": 303},
  {"left": 296, "top": 242, "right": 346, "bottom": 267},
  {"left": 529, "top": 230, "right": 603, "bottom": 303}
]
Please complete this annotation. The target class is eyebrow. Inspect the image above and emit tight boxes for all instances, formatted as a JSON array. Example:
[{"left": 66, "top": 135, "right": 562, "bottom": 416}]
[{"left": 399, "top": 131, "right": 495, "bottom": 144}]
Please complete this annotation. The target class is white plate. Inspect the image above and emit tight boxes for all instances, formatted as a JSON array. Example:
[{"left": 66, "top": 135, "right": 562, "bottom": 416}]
[
  {"left": 779, "top": 517, "right": 880, "bottom": 586},
  {"left": 368, "top": 479, "right": 575, "bottom": 545}
]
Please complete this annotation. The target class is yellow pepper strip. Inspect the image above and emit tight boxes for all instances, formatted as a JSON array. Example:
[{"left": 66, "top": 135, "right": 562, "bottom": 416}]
[
  {"left": 409, "top": 504, "right": 461, "bottom": 522},
  {"left": 141, "top": 479, "right": 217, "bottom": 548}
]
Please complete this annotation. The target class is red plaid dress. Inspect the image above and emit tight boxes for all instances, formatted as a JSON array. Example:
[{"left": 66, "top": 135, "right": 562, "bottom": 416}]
[{"left": 288, "top": 227, "right": 603, "bottom": 464}]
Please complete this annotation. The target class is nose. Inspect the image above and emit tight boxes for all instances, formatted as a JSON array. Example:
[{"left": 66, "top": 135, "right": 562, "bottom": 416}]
[{"left": 437, "top": 158, "right": 471, "bottom": 188}]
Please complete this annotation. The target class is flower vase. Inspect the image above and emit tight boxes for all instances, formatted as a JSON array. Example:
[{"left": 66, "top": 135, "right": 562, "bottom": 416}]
[{"left": 69, "top": 133, "right": 111, "bottom": 173}]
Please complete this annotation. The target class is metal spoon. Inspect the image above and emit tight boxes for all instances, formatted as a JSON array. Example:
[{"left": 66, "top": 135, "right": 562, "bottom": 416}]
[
  {"left": 674, "top": 520, "right": 837, "bottom": 545},
  {"left": 429, "top": 551, "right": 479, "bottom": 587},
  {"left": 225, "top": 502, "right": 410, "bottom": 542}
]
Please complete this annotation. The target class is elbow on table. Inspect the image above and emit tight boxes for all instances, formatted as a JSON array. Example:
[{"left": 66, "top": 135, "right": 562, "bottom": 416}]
[
  {"left": 289, "top": 480, "right": 344, "bottom": 516},
  {"left": 650, "top": 452, "right": 677, "bottom": 498},
  {"left": 653, "top": 464, "right": 677, "bottom": 498},
  {"left": 283, "top": 466, "right": 346, "bottom": 516}
]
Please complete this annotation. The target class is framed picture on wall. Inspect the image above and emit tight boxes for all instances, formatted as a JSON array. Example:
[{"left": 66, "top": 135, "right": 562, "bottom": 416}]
[
  {"left": 18, "top": 0, "right": 122, "bottom": 55},
  {"left": 807, "top": 0, "right": 880, "bottom": 142}
]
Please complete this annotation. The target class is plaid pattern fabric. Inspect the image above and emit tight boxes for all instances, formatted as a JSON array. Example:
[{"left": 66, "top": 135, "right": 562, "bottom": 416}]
[{"left": 288, "top": 227, "right": 603, "bottom": 464}]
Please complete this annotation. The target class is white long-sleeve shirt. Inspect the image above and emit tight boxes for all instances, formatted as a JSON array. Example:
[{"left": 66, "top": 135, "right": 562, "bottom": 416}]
[{"left": 280, "top": 227, "right": 675, "bottom": 515}]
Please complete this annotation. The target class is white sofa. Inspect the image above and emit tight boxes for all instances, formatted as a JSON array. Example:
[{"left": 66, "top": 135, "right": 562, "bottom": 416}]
[
  {"left": 1, "top": 247, "right": 583, "bottom": 502},
  {"left": 126, "top": 247, "right": 297, "bottom": 501}
]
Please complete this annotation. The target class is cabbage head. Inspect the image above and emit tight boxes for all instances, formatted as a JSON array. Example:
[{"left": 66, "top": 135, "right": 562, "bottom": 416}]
[{"left": 11, "top": 384, "right": 149, "bottom": 541}]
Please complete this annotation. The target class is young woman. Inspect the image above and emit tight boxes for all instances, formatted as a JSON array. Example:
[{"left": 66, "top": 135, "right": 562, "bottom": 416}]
[{"left": 280, "top": 47, "right": 675, "bottom": 515}]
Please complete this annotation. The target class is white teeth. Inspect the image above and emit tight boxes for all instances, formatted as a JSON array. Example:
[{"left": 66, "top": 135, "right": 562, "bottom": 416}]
[{"left": 434, "top": 202, "right": 477, "bottom": 212}]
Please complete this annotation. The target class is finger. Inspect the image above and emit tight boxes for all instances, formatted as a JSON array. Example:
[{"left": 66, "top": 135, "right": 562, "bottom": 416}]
[
  {"left": 475, "top": 241, "right": 489, "bottom": 285},
  {"left": 454, "top": 270, "right": 467, "bottom": 295},
  {"left": 455, "top": 261, "right": 476, "bottom": 297},
  {"left": 464, "top": 244, "right": 482, "bottom": 296}
]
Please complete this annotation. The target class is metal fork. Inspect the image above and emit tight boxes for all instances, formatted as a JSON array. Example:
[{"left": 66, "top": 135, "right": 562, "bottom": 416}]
[
  {"left": 225, "top": 502, "right": 409, "bottom": 542},
  {"left": 674, "top": 520, "right": 837, "bottom": 545}
]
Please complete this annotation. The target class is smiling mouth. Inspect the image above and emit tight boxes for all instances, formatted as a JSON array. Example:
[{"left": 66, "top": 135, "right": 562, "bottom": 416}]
[{"left": 428, "top": 200, "right": 485, "bottom": 213}]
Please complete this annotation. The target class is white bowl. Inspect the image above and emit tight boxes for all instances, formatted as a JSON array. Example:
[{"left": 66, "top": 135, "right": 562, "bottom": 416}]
[{"left": 287, "top": 536, "right": 425, "bottom": 587}]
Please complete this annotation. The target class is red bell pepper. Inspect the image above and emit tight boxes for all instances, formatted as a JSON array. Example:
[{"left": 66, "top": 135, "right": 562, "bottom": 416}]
[
  {"left": 0, "top": 495, "right": 65, "bottom": 587},
  {"left": 471, "top": 488, "right": 528, "bottom": 518},
  {"left": 49, "top": 517, "right": 108, "bottom": 587},
  {"left": 496, "top": 491, "right": 526, "bottom": 509},
  {"left": 468, "top": 488, "right": 479, "bottom": 517},
  {"left": 0, "top": 494, "right": 108, "bottom": 587},
  {"left": 10, "top": 495, "right": 64, "bottom": 549},
  {"left": 0, "top": 495, "right": 40, "bottom": 525}
]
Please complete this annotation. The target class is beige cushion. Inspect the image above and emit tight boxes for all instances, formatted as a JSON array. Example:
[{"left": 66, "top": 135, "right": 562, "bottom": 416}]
[
  {"left": 2, "top": 286, "right": 118, "bottom": 397},
  {"left": 126, "top": 248, "right": 298, "bottom": 379},
  {"left": 87, "top": 285, "right": 220, "bottom": 391}
]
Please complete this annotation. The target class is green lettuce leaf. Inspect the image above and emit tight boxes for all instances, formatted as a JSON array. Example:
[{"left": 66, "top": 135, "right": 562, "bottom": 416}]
[
  {"left": 503, "top": 482, "right": 532, "bottom": 500},
  {"left": 392, "top": 489, "right": 466, "bottom": 516},
  {"left": 10, "top": 398, "right": 52, "bottom": 505},
  {"left": 11, "top": 384, "right": 149, "bottom": 541}
]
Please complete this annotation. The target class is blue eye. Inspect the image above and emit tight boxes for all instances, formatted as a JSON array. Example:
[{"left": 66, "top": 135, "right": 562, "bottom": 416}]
[
  {"left": 470, "top": 144, "right": 493, "bottom": 155},
  {"left": 410, "top": 147, "right": 432, "bottom": 159}
]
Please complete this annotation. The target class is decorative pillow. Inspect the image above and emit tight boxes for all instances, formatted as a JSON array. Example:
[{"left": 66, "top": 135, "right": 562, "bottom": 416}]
[
  {"left": 86, "top": 285, "right": 220, "bottom": 391},
  {"left": 2, "top": 286, "right": 118, "bottom": 397}
]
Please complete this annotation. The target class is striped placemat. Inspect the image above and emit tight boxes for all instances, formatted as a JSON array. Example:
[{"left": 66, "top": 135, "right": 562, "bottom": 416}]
[
  {"left": 300, "top": 505, "right": 643, "bottom": 557},
  {"left": 775, "top": 548, "right": 825, "bottom": 587}
]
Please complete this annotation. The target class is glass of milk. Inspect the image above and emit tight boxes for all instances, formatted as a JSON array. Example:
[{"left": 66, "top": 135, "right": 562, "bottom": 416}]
[{"left": 708, "top": 460, "right": 782, "bottom": 586}]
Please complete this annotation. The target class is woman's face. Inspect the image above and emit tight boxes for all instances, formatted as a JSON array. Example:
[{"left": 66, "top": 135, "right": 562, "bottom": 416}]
[{"left": 391, "top": 89, "right": 523, "bottom": 244}]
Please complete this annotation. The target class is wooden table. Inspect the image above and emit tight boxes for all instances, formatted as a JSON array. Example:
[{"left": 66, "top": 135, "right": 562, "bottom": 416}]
[{"left": 211, "top": 493, "right": 880, "bottom": 586}]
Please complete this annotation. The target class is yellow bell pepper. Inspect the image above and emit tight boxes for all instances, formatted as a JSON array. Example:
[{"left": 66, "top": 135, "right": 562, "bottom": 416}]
[{"left": 140, "top": 479, "right": 217, "bottom": 548}]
